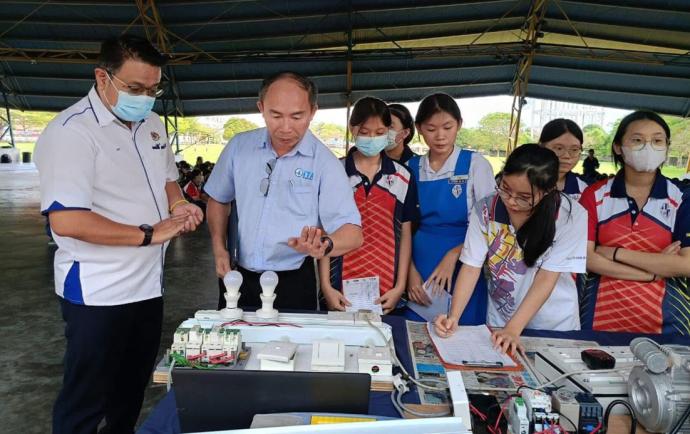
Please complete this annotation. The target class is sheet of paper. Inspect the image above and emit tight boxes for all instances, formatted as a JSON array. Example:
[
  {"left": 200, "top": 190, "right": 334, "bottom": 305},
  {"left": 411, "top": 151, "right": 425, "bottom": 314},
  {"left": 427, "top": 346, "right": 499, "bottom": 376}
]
[
  {"left": 427, "top": 323, "right": 516, "bottom": 368},
  {"left": 342, "top": 276, "right": 383, "bottom": 314},
  {"left": 407, "top": 282, "right": 451, "bottom": 322}
]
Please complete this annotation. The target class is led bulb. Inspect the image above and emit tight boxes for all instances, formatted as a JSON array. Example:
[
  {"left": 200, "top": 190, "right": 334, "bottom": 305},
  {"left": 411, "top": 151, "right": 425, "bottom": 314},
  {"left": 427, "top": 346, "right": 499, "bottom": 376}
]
[
  {"left": 223, "top": 270, "right": 243, "bottom": 294},
  {"left": 259, "top": 271, "right": 279, "bottom": 296}
]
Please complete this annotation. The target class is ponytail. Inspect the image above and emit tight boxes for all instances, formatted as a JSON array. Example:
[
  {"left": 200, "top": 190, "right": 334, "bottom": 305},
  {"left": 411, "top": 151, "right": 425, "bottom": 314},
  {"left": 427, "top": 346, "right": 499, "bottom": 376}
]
[
  {"left": 517, "top": 190, "right": 559, "bottom": 267},
  {"left": 503, "top": 143, "right": 572, "bottom": 267}
]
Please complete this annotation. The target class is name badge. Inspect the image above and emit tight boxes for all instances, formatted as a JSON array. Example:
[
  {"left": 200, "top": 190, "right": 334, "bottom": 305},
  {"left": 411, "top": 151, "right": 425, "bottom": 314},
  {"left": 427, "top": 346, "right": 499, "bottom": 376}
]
[{"left": 448, "top": 175, "right": 468, "bottom": 185}]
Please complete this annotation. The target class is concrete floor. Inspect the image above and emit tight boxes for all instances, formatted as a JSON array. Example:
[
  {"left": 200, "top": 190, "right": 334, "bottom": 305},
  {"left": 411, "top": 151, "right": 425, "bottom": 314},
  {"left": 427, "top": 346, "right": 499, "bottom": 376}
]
[{"left": 0, "top": 164, "right": 219, "bottom": 433}]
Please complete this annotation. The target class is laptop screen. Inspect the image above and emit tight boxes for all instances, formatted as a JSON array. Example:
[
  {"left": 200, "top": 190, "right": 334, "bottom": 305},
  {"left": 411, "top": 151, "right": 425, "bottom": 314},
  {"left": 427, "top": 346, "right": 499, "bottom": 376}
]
[{"left": 173, "top": 368, "right": 371, "bottom": 433}]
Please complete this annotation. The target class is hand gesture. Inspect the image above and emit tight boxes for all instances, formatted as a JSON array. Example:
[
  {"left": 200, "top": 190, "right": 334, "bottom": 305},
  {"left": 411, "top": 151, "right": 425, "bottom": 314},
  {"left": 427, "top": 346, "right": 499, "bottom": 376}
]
[
  {"left": 407, "top": 265, "right": 431, "bottom": 305},
  {"left": 287, "top": 226, "right": 328, "bottom": 258},
  {"left": 375, "top": 287, "right": 404, "bottom": 314},
  {"left": 214, "top": 249, "right": 232, "bottom": 278},
  {"left": 323, "top": 286, "right": 351, "bottom": 311},
  {"left": 425, "top": 249, "right": 459, "bottom": 296},
  {"left": 151, "top": 215, "right": 188, "bottom": 245},
  {"left": 491, "top": 328, "right": 524, "bottom": 355},
  {"left": 661, "top": 241, "right": 681, "bottom": 255},
  {"left": 433, "top": 314, "right": 458, "bottom": 338},
  {"left": 171, "top": 202, "right": 203, "bottom": 233}
]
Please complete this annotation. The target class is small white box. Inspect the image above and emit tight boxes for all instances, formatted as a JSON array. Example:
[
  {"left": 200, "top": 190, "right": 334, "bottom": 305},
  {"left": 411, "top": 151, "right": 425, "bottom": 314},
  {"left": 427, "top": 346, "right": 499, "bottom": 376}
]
[
  {"left": 311, "top": 339, "right": 345, "bottom": 372},
  {"left": 357, "top": 346, "right": 392, "bottom": 379},
  {"left": 260, "top": 358, "right": 296, "bottom": 371},
  {"left": 257, "top": 341, "right": 298, "bottom": 363}
]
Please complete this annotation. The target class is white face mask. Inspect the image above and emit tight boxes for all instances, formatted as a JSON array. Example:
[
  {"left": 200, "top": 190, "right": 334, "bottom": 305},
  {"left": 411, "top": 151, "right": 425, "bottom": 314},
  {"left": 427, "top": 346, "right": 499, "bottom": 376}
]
[{"left": 621, "top": 146, "right": 667, "bottom": 172}]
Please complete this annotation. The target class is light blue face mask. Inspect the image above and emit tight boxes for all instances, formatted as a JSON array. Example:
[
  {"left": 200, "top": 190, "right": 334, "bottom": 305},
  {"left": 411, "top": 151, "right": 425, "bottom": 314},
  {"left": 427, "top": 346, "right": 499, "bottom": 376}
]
[
  {"left": 355, "top": 134, "right": 388, "bottom": 157},
  {"left": 107, "top": 75, "right": 155, "bottom": 122}
]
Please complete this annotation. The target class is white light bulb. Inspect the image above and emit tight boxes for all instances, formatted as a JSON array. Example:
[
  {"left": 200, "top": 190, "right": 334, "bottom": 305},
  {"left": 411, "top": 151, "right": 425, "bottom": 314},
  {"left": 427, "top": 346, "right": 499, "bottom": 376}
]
[
  {"left": 259, "top": 271, "right": 279, "bottom": 296},
  {"left": 223, "top": 270, "right": 243, "bottom": 294}
]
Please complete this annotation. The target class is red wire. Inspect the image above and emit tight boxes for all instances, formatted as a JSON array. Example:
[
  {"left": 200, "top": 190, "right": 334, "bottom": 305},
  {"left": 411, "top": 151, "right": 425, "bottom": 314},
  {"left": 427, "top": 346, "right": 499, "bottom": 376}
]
[
  {"left": 591, "top": 421, "right": 603, "bottom": 434},
  {"left": 220, "top": 320, "right": 302, "bottom": 328},
  {"left": 471, "top": 404, "right": 488, "bottom": 421}
]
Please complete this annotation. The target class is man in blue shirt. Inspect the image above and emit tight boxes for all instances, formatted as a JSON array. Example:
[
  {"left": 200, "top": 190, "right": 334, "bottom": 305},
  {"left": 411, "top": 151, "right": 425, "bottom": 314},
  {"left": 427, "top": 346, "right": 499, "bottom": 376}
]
[{"left": 205, "top": 72, "right": 362, "bottom": 310}]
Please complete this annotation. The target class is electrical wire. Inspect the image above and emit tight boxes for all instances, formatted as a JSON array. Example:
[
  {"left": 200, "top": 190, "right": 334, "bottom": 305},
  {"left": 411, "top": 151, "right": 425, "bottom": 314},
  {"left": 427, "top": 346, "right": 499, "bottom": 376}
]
[
  {"left": 390, "top": 389, "right": 452, "bottom": 418},
  {"left": 365, "top": 318, "right": 449, "bottom": 392},
  {"left": 590, "top": 421, "right": 603, "bottom": 434},
  {"left": 603, "top": 399, "right": 636, "bottom": 434},
  {"left": 167, "top": 357, "right": 176, "bottom": 392},
  {"left": 537, "top": 368, "right": 629, "bottom": 389},
  {"left": 220, "top": 319, "right": 302, "bottom": 328}
]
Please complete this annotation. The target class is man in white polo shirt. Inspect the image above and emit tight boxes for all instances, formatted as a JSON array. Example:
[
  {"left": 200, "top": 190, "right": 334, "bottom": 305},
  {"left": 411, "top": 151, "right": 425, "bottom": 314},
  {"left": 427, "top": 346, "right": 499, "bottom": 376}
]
[{"left": 34, "top": 35, "right": 203, "bottom": 434}]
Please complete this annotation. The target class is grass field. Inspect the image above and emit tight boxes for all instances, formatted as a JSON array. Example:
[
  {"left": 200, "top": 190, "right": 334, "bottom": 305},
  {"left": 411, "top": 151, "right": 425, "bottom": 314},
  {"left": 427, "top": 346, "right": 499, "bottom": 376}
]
[{"left": 11, "top": 142, "right": 688, "bottom": 179}]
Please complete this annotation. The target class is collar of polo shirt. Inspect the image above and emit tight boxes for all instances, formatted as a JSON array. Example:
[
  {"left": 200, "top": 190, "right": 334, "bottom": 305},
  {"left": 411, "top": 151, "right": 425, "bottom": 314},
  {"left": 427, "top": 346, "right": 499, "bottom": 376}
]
[
  {"left": 610, "top": 169, "right": 668, "bottom": 199},
  {"left": 260, "top": 129, "right": 315, "bottom": 157}
]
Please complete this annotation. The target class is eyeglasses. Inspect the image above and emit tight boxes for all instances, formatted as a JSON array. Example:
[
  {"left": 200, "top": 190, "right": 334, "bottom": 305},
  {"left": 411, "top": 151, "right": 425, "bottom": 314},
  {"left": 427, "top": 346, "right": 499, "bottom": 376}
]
[
  {"left": 624, "top": 136, "right": 669, "bottom": 151},
  {"left": 546, "top": 144, "right": 582, "bottom": 158},
  {"left": 107, "top": 70, "right": 165, "bottom": 98},
  {"left": 259, "top": 158, "right": 277, "bottom": 196},
  {"left": 496, "top": 185, "right": 534, "bottom": 210}
]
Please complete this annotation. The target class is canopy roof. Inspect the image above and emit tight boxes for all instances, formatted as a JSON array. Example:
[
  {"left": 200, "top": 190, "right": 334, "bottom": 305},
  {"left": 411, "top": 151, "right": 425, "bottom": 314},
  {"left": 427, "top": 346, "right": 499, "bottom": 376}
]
[{"left": 1, "top": 0, "right": 689, "bottom": 117}]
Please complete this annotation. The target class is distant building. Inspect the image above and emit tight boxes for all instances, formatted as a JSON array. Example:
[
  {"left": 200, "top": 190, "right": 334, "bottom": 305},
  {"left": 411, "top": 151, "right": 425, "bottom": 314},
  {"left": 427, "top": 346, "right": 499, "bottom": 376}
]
[{"left": 529, "top": 100, "right": 605, "bottom": 136}]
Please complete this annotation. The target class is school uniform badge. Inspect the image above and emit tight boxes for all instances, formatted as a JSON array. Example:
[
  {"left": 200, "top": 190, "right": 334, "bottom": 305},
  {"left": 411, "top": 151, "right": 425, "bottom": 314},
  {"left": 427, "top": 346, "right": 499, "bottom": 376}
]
[
  {"left": 150, "top": 131, "right": 160, "bottom": 141},
  {"left": 452, "top": 184, "right": 462, "bottom": 198}
]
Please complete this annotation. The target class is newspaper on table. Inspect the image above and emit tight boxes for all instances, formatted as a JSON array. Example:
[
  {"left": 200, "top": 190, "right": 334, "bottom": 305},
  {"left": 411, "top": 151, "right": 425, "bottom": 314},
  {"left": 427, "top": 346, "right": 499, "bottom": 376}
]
[{"left": 405, "top": 320, "right": 450, "bottom": 404}]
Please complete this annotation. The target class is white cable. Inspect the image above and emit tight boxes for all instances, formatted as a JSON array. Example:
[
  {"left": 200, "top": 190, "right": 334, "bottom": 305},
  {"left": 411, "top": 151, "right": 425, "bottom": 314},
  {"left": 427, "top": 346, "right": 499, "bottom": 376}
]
[
  {"left": 166, "top": 357, "right": 176, "bottom": 392},
  {"left": 365, "top": 319, "right": 448, "bottom": 392},
  {"left": 393, "top": 389, "right": 452, "bottom": 417},
  {"left": 537, "top": 367, "right": 629, "bottom": 389},
  {"left": 390, "top": 390, "right": 406, "bottom": 417}
]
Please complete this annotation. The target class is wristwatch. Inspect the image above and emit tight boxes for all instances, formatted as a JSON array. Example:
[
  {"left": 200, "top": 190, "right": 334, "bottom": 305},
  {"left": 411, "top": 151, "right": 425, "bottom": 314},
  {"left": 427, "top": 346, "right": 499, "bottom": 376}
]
[
  {"left": 139, "top": 224, "right": 154, "bottom": 247},
  {"left": 320, "top": 236, "right": 334, "bottom": 256}
]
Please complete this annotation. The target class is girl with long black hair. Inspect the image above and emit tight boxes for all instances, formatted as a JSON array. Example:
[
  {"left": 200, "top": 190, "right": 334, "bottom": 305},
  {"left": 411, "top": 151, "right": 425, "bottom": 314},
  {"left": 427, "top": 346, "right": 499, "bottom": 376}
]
[{"left": 434, "top": 143, "right": 587, "bottom": 354}]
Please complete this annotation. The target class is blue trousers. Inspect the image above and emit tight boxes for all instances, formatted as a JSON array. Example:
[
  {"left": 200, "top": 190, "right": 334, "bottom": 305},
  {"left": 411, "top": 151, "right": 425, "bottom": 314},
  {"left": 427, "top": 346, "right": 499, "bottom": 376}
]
[{"left": 53, "top": 296, "right": 163, "bottom": 434}]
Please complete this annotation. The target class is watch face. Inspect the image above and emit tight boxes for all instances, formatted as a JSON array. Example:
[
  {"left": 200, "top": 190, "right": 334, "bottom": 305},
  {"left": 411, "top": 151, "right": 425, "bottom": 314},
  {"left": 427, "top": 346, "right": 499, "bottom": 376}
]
[{"left": 140, "top": 224, "right": 153, "bottom": 232}]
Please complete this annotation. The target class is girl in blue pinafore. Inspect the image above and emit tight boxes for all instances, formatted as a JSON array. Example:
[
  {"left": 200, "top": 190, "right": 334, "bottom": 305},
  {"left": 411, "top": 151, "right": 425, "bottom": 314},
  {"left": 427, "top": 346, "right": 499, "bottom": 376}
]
[{"left": 405, "top": 93, "right": 496, "bottom": 325}]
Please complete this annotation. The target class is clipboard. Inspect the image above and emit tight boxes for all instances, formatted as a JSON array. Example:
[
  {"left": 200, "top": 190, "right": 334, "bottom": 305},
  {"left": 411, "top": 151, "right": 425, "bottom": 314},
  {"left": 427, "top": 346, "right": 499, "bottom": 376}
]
[{"left": 425, "top": 324, "right": 524, "bottom": 372}]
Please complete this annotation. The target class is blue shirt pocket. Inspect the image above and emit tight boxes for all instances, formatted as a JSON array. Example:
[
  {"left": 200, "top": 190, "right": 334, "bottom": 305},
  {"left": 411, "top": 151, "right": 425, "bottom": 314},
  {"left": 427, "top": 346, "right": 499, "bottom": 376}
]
[{"left": 286, "top": 181, "right": 315, "bottom": 218}]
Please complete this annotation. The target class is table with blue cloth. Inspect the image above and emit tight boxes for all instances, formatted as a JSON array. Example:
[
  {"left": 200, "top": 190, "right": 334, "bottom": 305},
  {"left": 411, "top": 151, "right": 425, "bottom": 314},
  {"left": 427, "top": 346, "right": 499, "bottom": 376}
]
[{"left": 137, "top": 314, "right": 690, "bottom": 434}]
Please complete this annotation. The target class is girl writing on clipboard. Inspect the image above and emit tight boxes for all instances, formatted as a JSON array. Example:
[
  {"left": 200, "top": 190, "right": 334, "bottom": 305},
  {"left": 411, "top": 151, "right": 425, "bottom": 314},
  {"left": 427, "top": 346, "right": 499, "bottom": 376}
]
[{"left": 434, "top": 144, "right": 587, "bottom": 354}]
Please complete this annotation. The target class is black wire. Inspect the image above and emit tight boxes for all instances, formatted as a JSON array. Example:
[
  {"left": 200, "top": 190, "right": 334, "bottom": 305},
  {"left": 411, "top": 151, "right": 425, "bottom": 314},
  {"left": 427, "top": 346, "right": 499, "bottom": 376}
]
[
  {"left": 669, "top": 404, "right": 690, "bottom": 434},
  {"left": 603, "top": 399, "right": 637, "bottom": 434}
]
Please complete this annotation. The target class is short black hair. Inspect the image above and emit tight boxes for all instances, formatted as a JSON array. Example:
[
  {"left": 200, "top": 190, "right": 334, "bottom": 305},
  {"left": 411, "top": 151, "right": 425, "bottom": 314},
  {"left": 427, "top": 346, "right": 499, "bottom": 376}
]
[
  {"left": 415, "top": 93, "right": 462, "bottom": 125},
  {"left": 611, "top": 110, "right": 671, "bottom": 167},
  {"left": 388, "top": 103, "right": 415, "bottom": 145},
  {"left": 98, "top": 34, "right": 168, "bottom": 73},
  {"left": 259, "top": 71, "right": 318, "bottom": 108},
  {"left": 539, "top": 118, "right": 583, "bottom": 145},
  {"left": 349, "top": 97, "right": 391, "bottom": 128}
]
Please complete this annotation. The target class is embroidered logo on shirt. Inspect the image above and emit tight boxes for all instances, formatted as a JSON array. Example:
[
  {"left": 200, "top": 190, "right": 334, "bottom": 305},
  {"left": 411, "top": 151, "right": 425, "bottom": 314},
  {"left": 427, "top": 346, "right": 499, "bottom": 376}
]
[
  {"left": 151, "top": 131, "right": 161, "bottom": 141},
  {"left": 294, "top": 168, "right": 314, "bottom": 181},
  {"left": 152, "top": 143, "right": 167, "bottom": 150},
  {"left": 452, "top": 184, "right": 463, "bottom": 198}
]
